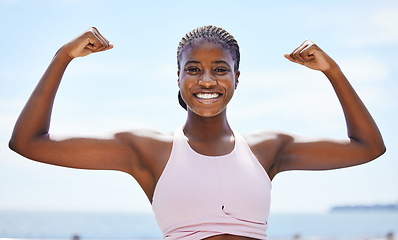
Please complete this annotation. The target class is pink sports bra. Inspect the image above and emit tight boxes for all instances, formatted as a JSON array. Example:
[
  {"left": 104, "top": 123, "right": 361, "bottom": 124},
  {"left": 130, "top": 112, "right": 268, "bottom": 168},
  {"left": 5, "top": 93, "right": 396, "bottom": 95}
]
[{"left": 152, "top": 127, "right": 271, "bottom": 240}]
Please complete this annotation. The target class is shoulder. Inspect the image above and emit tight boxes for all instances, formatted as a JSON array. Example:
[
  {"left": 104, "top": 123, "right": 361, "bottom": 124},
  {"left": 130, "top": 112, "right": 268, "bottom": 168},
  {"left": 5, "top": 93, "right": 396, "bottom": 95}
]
[
  {"left": 243, "top": 129, "right": 293, "bottom": 147},
  {"left": 112, "top": 128, "right": 175, "bottom": 198},
  {"left": 240, "top": 129, "right": 295, "bottom": 178},
  {"left": 115, "top": 128, "right": 174, "bottom": 145},
  {"left": 114, "top": 128, "right": 174, "bottom": 165}
]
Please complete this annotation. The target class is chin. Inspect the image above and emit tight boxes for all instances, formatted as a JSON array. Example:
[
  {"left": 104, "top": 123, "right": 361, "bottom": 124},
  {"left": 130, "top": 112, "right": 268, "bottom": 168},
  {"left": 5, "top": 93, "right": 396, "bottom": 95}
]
[{"left": 190, "top": 107, "right": 225, "bottom": 118}]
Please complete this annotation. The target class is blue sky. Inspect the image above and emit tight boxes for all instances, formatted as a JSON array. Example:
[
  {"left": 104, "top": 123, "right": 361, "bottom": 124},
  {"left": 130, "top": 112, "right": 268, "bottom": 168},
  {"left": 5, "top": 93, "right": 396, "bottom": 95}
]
[{"left": 1, "top": 0, "right": 397, "bottom": 213}]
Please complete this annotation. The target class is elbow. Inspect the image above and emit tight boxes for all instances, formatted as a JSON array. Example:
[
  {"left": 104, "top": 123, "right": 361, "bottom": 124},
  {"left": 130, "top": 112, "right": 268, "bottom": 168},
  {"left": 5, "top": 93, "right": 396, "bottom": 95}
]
[
  {"left": 9, "top": 132, "right": 49, "bottom": 157},
  {"left": 9, "top": 136, "right": 21, "bottom": 154},
  {"left": 375, "top": 143, "right": 386, "bottom": 158},
  {"left": 9, "top": 137, "right": 17, "bottom": 152},
  {"left": 368, "top": 141, "right": 386, "bottom": 161},
  {"left": 374, "top": 135, "right": 387, "bottom": 158},
  {"left": 351, "top": 135, "right": 386, "bottom": 162},
  {"left": 9, "top": 135, "right": 29, "bottom": 156}
]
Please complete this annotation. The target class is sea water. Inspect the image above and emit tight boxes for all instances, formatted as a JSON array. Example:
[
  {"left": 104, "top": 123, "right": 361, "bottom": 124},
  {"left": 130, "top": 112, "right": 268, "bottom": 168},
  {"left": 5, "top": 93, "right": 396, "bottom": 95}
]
[
  {"left": 0, "top": 210, "right": 397, "bottom": 239},
  {"left": 267, "top": 211, "right": 398, "bottom": 239}
]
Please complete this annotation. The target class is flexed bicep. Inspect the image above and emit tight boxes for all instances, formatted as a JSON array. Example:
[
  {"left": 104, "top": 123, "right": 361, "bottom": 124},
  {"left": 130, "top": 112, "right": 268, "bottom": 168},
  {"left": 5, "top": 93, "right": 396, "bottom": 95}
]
[
  {"left": 9, "top": 27, "right": 125, "bottom": 172},
  {"left": 275, "top": 134, "right": 380, "bottom": 173},
  {"left": 271, "top": 41, "right": 385, "bottom": 175},
  {"left": 15, "top": 133, "right": 137, "bottom": 173}
]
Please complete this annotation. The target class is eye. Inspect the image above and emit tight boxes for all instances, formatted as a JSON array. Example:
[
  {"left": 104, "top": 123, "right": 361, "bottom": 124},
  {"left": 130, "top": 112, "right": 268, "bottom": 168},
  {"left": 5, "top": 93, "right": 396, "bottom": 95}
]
[
  {"left": 214, "top": 67, "right": 229, "bottom": 74},
  {"left": 185, "top": 66, "right": 201, "bottom": 74}
]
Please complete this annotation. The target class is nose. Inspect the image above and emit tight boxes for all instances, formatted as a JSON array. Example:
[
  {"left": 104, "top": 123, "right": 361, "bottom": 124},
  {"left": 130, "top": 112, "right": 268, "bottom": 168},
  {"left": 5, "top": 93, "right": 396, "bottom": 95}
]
[{"left": 198, "top": 71, "right": 216, "bottom": 88}]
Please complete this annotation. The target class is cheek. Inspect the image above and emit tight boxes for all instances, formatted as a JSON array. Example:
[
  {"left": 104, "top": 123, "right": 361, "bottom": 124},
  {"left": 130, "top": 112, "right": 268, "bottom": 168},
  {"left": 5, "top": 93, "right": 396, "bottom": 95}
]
[
  {"left": 179, "top": 79, "right": 193, "bottom": 101},
  {"left": 179, "top": 75, "right": 196, "bottom": 89},
  {"left": 222, "top": 77, "right": 236, "bottom": 91}
]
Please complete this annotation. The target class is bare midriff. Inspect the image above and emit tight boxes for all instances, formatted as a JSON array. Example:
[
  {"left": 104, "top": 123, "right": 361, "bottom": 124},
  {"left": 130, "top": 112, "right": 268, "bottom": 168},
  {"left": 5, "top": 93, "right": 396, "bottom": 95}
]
[{"left": 203, "top": 234, "right": 259, "bottom": 240}]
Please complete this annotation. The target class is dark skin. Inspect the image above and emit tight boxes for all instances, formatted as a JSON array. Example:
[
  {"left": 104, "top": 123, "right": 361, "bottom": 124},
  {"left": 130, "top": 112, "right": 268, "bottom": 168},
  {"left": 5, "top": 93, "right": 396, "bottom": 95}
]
[{"left": 9, "top": 28, "right": 385, "bottom": 240}]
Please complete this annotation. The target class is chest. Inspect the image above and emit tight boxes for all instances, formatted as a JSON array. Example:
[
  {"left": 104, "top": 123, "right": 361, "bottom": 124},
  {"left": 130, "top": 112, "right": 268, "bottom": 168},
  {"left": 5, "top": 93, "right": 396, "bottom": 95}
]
[{"left": 152, "top": 145, "right": 272, "bottom": 225}]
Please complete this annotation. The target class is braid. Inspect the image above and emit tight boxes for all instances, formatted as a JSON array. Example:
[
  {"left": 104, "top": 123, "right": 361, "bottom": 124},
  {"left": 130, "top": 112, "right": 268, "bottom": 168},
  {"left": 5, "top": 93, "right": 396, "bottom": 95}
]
[{"left": 177, "top": 25, "right": 240, "bottom": 72}]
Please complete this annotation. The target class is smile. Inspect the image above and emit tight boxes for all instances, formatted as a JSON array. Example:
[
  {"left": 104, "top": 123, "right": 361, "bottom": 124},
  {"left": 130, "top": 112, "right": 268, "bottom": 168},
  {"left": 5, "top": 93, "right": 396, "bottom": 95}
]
[{"left": 195, "top": 93, "right": 221, "bottom": 99}]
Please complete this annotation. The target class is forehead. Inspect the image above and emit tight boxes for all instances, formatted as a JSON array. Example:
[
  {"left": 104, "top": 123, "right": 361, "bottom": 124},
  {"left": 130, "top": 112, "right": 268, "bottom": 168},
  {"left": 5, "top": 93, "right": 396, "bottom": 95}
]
[{"left": 180, "top": 42, "right": 234, "bottom": 64}]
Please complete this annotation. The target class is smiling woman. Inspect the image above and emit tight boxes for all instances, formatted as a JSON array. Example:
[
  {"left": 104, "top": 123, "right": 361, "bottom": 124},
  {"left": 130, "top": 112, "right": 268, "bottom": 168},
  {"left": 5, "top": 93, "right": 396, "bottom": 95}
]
[
  {"left": 178, "top": 42, "right": 239, "bottom": 118},
  {"left": 9, "top": 25, "right": 385, "bottom": 240},
  {"left": 177, "top": 26, "right": 240, "bottom": 112}
]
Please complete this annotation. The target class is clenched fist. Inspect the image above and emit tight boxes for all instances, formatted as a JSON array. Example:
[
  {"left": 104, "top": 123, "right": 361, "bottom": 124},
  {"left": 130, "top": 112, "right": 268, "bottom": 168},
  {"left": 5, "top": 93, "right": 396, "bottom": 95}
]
[
  {"left": 60, "top": 27, "right": 113, "bottom": 59},
  {"left": 284, "top": 40, "right": 338, "bottom": 72}
]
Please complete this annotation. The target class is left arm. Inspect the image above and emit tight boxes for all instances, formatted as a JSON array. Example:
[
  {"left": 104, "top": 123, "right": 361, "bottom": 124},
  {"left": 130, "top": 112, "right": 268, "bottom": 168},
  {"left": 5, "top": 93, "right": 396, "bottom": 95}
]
[{"left": 272, "top": 40, "right": 385, "bottom": 174}]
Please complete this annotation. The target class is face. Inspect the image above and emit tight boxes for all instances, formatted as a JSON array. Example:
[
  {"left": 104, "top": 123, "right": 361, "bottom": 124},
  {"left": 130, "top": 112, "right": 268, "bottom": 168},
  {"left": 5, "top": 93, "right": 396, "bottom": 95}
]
[{"left": 178, "top": 42, "right": 240, "bottom": 118}]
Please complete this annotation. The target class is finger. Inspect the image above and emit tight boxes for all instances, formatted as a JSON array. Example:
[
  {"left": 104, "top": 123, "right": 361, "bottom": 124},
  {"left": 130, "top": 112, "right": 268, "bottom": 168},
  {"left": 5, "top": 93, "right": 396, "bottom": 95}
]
[
  {"left": 290, "top": 43, "right": 304, "bottom": 62},
  {"left": 284, "top": 53, "right": 304, "bottom": 65},
  {"left": 89, "top": 28, "right": 106, "bottom": 51},
  {"left": 91, "top": 27, "right": 110, "bottom": 51},
  {"left": 288, "top": 43, "right": 303, "bottom": 62},
  {"left": 84, "top": 36, "right": 113, "bottom": 55},
  {"left": 103, "top": 43, "right": 114, "bottom": 51},
  {"left": 92, "top": 27, "right": 110, "bottom": 46},
  {"left": 300, "top": 46, "right": 316, "bottom": 62},
  {"left": 284, "top": 53, "right": 297, "bottom": 62},
  {"left": 292, "top": 40, "right": 311, "bottom": 63},
  {"left": 284, "top": 53, "right": 294, "bottom": 62},
  {"left": 86, "top": 28, "right": 105, "bottom": 51},
  {"left": 299, "top": 41, "right": 316, "bottom": 61}
]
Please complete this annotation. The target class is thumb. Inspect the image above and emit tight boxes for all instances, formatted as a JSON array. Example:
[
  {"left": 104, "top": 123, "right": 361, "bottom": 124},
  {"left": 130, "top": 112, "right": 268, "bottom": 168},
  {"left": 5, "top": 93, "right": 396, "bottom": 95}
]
[
  {"left": 284, "top": 53, "right": 294, "bottom": 61},
  {"left": 284, "top": 53, "right": 304, "bottom": 65},
  {"left": 104, "top": 43, "right": 114, "bottom": 51}
]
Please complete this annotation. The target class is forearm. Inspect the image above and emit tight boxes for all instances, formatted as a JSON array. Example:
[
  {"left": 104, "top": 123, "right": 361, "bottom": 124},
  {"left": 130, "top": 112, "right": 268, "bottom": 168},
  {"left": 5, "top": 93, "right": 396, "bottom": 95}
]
[
  {"left": 324, "top": 65, "right": 385, "bottom": 156},
  {"left": 10, "top": 49, "right": 72, "bottom": 151}
]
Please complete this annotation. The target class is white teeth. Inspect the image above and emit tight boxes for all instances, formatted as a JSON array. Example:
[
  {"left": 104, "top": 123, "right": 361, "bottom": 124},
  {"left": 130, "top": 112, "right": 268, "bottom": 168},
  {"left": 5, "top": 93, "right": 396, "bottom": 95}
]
[{"left": 196, "top": 93, "right": 220, "bottom": 99}]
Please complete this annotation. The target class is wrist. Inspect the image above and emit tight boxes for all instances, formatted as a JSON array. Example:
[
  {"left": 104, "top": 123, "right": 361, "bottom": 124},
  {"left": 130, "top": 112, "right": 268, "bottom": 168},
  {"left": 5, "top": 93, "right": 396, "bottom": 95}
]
[
  {"left": 322, "top": 62, "right": 341, "bottom": 76},
  {"left": 54, "top": 46, "right": 74, "bottom": 63}
]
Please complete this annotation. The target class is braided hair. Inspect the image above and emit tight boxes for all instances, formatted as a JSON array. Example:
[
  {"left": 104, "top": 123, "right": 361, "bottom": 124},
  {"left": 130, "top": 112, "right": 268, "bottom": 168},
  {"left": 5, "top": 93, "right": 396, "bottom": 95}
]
[{"left": 177, "top": 25, "right": 240, "bottom": 110}]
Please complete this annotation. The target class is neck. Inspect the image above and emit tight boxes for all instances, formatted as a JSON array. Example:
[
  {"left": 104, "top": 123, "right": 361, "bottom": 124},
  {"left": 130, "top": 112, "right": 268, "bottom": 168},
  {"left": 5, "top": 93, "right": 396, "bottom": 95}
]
[{"left": 183, "top": 109, "right": 232, "bottom": 140}]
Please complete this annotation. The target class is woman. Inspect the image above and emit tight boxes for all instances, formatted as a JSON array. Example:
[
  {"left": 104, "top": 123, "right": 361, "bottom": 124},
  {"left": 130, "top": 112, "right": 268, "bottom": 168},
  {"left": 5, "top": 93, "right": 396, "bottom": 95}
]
[{"left": 9, "top": 26, "right": 385, "bottom": 240}]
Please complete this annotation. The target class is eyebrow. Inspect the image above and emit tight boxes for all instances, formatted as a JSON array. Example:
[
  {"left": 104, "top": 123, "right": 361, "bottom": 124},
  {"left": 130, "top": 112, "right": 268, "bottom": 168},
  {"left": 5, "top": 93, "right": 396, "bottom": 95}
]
[
  {"left": 213, "top": 60, "right": 231, "bottom": 67},
  {"left": 184, "top": 61, "right": 200, "bottom": 66},
  {"left": 184, "top": 60, "right": 231, "bottom": 67}
]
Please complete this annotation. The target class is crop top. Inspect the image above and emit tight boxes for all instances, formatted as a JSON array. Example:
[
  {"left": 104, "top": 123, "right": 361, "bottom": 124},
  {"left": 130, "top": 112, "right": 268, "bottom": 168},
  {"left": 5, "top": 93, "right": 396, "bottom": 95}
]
[{"left": 152, "top": 127, "right": 272, "bottom": 240}]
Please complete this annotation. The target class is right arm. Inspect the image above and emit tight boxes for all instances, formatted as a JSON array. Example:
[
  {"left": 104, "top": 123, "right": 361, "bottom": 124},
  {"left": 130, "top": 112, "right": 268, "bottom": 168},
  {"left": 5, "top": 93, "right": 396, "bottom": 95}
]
[{"left": 9, "top": 28, "right": 137, "bottom": 173}]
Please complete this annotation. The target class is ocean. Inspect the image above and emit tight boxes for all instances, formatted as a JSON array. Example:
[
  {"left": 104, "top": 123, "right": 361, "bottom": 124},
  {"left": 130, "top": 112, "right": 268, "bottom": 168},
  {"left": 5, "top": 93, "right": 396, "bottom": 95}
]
[{"left": 0, "top": 210, "right": 397, "bottom": 239}]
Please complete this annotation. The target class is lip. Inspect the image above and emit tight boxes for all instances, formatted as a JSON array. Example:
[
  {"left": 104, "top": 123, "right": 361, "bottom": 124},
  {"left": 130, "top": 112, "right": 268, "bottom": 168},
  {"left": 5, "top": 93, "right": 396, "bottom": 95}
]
[
  {"left": 192, "top": 89, "right": 224, "bottom": 104},
  {"left": 193, "top": 88, "right": 224, "bottom": 94}
]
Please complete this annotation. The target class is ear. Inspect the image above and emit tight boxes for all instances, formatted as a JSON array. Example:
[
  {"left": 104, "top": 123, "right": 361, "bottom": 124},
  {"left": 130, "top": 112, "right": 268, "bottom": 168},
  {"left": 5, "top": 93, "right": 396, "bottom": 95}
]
[
  {"left": 234, "top": 70, "right": 240, "bottom": 89},
  {"left": 177, "top": 70, "right": 180, "bottom": 88}
]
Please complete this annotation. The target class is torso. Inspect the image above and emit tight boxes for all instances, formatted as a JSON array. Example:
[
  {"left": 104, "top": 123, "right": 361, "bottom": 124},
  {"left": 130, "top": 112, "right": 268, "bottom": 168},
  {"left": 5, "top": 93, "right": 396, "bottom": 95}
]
[
  {"left": 151, "top": 126, "right": 271, "bottom": 239},
  {"left": 120, "top": 128, "right": 283, "bottom": 203}
]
